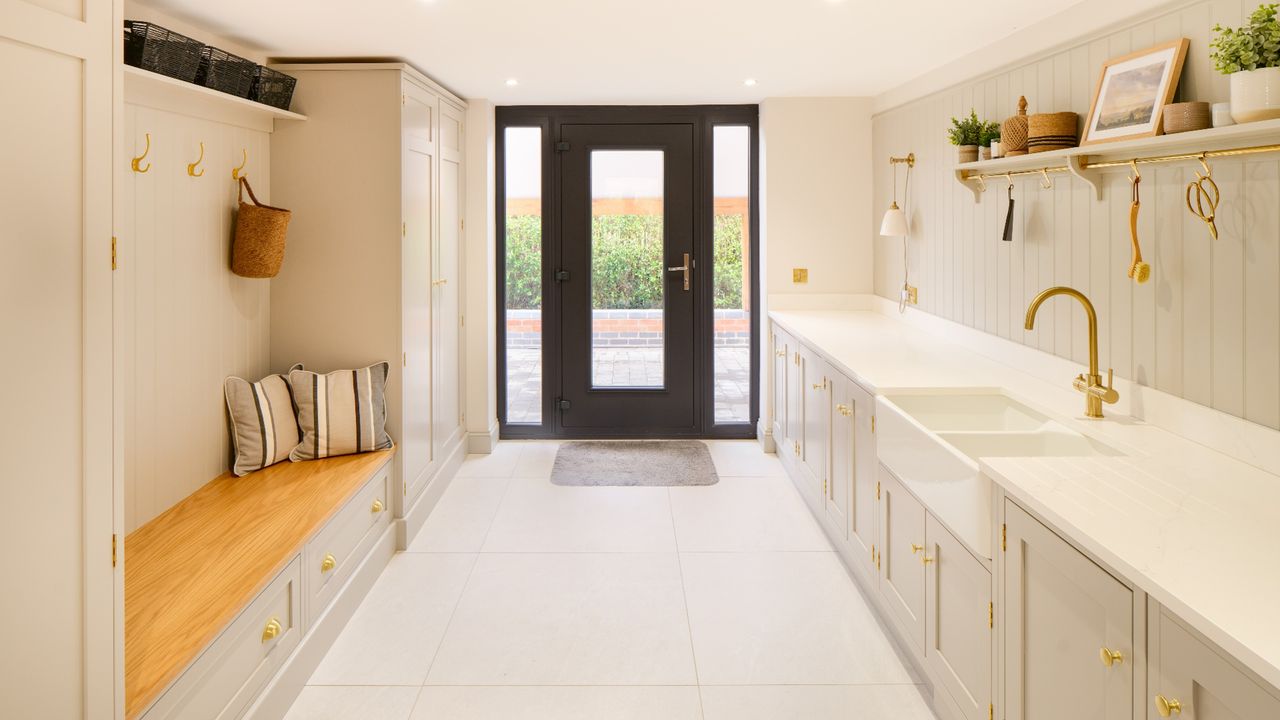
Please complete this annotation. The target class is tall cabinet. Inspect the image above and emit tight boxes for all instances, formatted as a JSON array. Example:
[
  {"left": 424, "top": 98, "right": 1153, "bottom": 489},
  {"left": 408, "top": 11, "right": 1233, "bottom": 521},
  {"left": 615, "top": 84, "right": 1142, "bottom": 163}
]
[{"left": 270, "top": 63, "right": 467, "bottom": 532}]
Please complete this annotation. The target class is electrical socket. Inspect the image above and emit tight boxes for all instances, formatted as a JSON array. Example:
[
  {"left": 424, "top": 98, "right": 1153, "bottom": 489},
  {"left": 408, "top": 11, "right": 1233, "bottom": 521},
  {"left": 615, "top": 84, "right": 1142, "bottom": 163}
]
[{"left": 903, "top": 285, "right": 918, "bottom": 305}]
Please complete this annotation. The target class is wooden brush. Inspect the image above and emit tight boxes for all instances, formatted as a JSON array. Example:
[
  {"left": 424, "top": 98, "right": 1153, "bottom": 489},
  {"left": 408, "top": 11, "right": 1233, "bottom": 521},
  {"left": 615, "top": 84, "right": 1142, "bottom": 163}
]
[{"left": 1128, "top": 176, "right": 1151, "bottom": 284}]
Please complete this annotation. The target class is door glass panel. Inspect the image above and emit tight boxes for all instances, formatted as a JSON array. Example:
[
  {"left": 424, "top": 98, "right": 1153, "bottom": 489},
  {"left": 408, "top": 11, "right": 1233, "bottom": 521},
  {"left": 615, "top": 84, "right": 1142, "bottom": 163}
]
[
  {"left": 504, "top": 127, "right": 542, "bottom": 424},
  {"left": 590, "top": 150, "right": 665, "bottom": 389},
  {"left": 713, "top": 125, "right": 750, "bottom": 423}
]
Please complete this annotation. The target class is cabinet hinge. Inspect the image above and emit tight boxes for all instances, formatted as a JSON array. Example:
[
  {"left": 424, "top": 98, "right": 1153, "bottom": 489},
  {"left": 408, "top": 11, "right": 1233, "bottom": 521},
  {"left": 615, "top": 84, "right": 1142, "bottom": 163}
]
[
  {"left": 460, "top": 314, "right": 465, "bottom": 327},
  {"left": 876, "top": 481, "right": 881, "bottom": 500},
  {"left": 112, "top": 534, "right": 118, "bottom": 567},
  {"left": 555, "top": 141, "right": 571, "bottom": 152},
  {"left": 989, "top": 704, "right": 994, "bottom": 720},
  {"left": 1002, "top": 524, "right": 1007, "bottom": 552},
  {"left": 793, "top": 440, "right": 800, "bottom": 456},
  {"left": 402, "top": 222, "right": 406, "bottom": 237},
  {"left": 988, "top": 602, "right": 994, "bottom": 628},
  {"left": 403, "top": 352, "right": 408, "bottom": 367},
  {"left": 460, "top": 218, "right": 465, "bottom": 230},
  {"left": 793, "top": 351, "right": 800, "bottom": 366},
  {"left": 871, "top": 416, "right": 876, "bottom": 434},
  {"left": 111, "top": 236, "right": 118, "bottom": 270},
  {"left": 402, "top": 93, "right": 406, "bottom": 105}
]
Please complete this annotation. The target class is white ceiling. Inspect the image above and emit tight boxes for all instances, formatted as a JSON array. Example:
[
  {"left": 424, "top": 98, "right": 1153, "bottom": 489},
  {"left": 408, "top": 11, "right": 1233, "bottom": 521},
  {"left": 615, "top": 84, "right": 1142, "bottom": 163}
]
[{"left": 142, "top": 0, "right": 1089, "bottom": 104}]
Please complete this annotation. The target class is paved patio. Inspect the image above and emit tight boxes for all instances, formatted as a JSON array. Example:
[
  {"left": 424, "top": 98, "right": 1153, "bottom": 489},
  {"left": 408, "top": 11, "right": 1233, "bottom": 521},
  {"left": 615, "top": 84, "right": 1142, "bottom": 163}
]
[{"left": 506, "top": 346, "right": 750, "bottom": 425}]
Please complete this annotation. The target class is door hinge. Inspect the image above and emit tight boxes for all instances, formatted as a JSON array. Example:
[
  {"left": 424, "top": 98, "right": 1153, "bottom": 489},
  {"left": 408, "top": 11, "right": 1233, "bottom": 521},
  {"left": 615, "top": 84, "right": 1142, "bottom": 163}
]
[
  {"left": 871, "top": 416, "right": 876, "bottom": 434},
  {"left": 112, "top": 534, "right": 118, "bottom": 567},
  {"left": 988, "top": 602, "right": 994, "bottom": 628},
  {"left": 557, "top": 398, "right": 571, "bottom": 411},
  {"left": 111, "top": 236, "right": 118, "bottom": 270},
  {"left": 876, "top": 481, "right": 881, "bottom": 500},
  {"left": 555, "top": 141, "right": 571, "bottom": 152},
  {"left": 554, "top": 269, "right": 570, "bottom": 282},
  {"left": 1002, "top": 523, "right": 1007, "bottom": 552},
  {"left": 989, "top": 704, "right": 994, "bottom": 720}
]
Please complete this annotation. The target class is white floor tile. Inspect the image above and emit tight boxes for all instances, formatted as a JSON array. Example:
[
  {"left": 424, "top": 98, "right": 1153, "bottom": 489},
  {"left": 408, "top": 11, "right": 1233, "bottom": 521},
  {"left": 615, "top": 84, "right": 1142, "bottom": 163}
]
[
  {"left": 308, "top": 553, "right": 476, "bottom": 686},
  {"left": 407, "top": 475, "right": 511, "bottom": 552},
  {"left": 455, "top": 442, "right": 526, "bottom": 478},
  {"left": 283, "top": 686, "right": 420, "bottom": 720},
  {"left": 514, "top": 440, "right": 561, "bottom": 478},
  {"left": 425, "top": 553, "right": 697, "bottom": 685},
  {"left": 409, "top": 686, "right": 703, "bottom": 720},
  {"left": 669, "top": 476, "right": 831, "bottom": 552},
  {"left": 699, "top": 685, "right": 935, "bottom": 720},
  {"left": 681, "top": 552, "right": 919, "bottom": 685},
  {"left": 704, "top": 440, "right": 786, "bottom": 477},
  {"left": 481, "top": 477, "right": 676, "bottom": 553}
]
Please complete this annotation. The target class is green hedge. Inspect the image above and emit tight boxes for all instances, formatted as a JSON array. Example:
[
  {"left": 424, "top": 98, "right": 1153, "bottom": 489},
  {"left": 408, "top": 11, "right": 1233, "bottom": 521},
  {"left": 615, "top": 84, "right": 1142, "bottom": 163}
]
[{"left": 504, "top": 214, "right": 745, "bottom": 310}]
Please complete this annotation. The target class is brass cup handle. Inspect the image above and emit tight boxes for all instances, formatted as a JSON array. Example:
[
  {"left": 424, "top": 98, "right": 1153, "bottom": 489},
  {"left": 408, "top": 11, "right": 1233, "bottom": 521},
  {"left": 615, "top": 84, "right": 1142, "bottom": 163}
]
[
  {"left": 261, "top": 617, "right": 282, "bottom": 644},
  {"left": 371, "top": 498, "right": 385, "bottom": 514},
  {"left": 321, "top": 553, "right": 337, "bottom": 573},
  {"left": 1155, "top": 695, "right": 1182, "bottom": 717},
  {"left": 1100, "top": 647, "right": 1124, "bottom": 667},
  {"left": 432, "top": 278, "right": 448, "bottom": 287},
  {"left": 666, "top": 252, "right": 692, "bottom": 291},
  {"left": 911, "top": 543, "right": 924, "bottom": 554},
  {"left": 775, "top": 349, "right": 786, "bottom": 357}
]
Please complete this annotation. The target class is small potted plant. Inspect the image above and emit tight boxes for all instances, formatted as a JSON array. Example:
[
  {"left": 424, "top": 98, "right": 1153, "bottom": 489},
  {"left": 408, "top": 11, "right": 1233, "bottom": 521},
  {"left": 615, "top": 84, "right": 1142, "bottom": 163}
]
[
  {"left": 980, "top": 121, "right": 1002, "bottom": 160},
  {"left": 1211, "top": 3, "right": 1280, "bottom": 123},
  {"left": 948, "top": 110, "right": 983, "bottom": 163}
]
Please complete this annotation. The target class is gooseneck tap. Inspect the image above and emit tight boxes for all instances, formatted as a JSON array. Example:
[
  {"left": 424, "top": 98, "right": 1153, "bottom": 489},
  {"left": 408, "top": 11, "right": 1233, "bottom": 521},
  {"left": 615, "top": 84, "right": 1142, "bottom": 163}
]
[{"left": 1024, "top": 286, "right": 1119, "bottom": 419}]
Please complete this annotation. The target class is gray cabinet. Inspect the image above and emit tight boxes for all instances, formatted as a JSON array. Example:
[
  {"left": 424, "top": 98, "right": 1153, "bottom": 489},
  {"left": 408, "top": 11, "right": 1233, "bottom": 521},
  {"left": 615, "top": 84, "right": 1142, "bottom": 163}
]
[{"left": 1149, "top": 604, "right": 1280, "bottom": 719}]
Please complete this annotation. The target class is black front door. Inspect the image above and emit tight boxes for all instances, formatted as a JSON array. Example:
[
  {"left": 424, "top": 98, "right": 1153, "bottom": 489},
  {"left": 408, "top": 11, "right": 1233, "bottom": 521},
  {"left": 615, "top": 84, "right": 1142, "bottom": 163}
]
[{"left": 557, "top": 123, "right": 697, "bottom": 434}]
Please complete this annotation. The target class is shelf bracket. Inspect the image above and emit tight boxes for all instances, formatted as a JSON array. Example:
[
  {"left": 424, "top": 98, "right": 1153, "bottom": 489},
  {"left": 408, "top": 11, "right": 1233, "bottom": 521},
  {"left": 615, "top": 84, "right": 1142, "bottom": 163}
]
[
  {"left": 955, "top": 169, "right": 983, "bottom": 203},
  {"left": 1067, "top": 155, "right": 1103, "bottom": 201}
]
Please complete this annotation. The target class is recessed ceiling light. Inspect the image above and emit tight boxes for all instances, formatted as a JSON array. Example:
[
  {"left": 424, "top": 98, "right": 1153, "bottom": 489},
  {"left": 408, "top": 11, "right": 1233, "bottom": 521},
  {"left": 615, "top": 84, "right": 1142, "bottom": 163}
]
[
  {"left": 505, "top": 78, "right": 519, "bottom": 87},
  {"left": 743, "top": 78, "right": 758, "bottom": 87}
]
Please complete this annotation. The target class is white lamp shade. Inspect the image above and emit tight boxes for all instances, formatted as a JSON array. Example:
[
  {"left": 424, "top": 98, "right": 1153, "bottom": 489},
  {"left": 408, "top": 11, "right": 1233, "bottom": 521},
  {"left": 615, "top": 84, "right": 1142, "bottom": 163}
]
[{"left": 880, "top": 205, "right": 908, "bottom": 237}]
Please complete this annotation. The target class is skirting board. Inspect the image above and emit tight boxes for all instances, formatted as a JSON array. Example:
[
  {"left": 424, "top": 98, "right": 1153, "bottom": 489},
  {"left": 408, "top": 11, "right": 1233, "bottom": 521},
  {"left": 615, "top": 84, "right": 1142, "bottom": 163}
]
[
  {"left": 466, "top": 418, "right": 500, "bottom": 454},
  {"left": 397, "top": 434, "right": 466, "bottom": 550},
  {"left": 242, "top": 522, "right": 397, "bottom": 720},
  {"left": 756, "top": 419, "right": 776, "bottom": 453}
]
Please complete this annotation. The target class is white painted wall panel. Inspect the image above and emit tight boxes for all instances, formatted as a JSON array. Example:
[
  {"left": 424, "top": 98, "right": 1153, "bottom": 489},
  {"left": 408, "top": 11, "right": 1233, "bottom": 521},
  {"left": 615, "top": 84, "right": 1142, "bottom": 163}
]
[{"left": 873, "top": 0, "right": 1280, "bottom": 430}]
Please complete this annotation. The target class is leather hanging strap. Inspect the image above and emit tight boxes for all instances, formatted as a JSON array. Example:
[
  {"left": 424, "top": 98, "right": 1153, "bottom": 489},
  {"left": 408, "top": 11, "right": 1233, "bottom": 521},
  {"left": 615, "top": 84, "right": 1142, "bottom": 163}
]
[
  {"left": 238, "top": 176, "right": 287, "bottom": 211},
  {"left": 1001, "top": 182, "right": 1015, "bottom": 242}
]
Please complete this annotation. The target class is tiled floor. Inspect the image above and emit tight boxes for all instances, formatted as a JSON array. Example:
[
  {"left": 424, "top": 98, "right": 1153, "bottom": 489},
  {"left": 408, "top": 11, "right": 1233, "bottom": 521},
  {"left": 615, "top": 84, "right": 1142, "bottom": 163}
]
[{"left": 284, "top": 440, "right": 938, "bottom": 720}]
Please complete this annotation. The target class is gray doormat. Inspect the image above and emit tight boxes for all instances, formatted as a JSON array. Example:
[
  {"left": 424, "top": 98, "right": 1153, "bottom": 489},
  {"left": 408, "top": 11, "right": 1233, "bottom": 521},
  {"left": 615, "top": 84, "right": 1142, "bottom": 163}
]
[{"left": 550, "top": 441, "right": 720, "bottom": 487}]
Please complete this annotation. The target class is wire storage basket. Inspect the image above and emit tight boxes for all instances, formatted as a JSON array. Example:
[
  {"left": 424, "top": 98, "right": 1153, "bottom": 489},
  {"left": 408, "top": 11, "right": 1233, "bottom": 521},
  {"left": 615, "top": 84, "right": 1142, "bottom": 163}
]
[
  {"left": 196, "top": 46, "right": 256, "bottom": 98},
  {"left": 123, "top": 21, "right": 204, "bottom": 82},
  {"left": 250, "top": 66, "right": 297, "bottom": 110}
]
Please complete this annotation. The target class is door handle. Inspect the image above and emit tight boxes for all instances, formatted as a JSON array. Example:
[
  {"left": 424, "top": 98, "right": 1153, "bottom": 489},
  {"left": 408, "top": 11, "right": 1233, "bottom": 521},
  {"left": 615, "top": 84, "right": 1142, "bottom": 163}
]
[{"left": 667, "top": 252, "right": 691, "bottom": 291}]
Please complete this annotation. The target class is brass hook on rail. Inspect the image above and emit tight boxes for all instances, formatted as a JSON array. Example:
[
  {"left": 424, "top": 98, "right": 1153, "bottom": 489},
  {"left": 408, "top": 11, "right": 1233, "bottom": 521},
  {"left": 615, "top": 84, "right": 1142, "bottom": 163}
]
[
  {"left": 975, "top": 174, "right": 987, "bottom": 192},
  {"left": 231, "top": 148, "right": 248, "bottom": 180},
  {"left": 187, "top": 141, "right": 206, "bottom": 177},
  {"left": 1128, "top": 159, "right": 1141, "bottom": 183},
  {"left": 1006, "top": 172, "right": 1014, "bottom": 189},
  {"left": 131, "top": 133, "right": 152, "bottom": 174},
  {"left": 1039, "top": 167, "right": 1053, "bottom": 189},
  {"left": 1197, "top": 152, "right": 1212, "bottom": 178}
]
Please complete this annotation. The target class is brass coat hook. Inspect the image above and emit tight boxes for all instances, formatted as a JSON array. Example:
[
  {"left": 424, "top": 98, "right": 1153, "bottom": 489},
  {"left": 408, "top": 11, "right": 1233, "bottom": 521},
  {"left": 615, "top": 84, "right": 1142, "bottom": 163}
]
[
  {"left": 1187, "top": 152, "right": 1220, "bottom": 240},
  {"left": 1128, "top": 159, "right": 1141, "bottom": 183},
  {"left": 187, "top": 141, "right": 206, "bottom": 177},
  {"left": 232, "top": 148, "right": 248, "bottom": 180},
  {"left": 1039, "top": 167, "right": 1053, "bottom": 189},
  {"left": 131, "top": 133, "right": 152, "bottom": 174}
]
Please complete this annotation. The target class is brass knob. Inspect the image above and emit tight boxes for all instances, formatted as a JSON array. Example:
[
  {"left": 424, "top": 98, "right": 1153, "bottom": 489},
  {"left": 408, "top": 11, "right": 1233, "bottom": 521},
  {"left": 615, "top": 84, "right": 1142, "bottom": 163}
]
[
  {"left": 371, "top": 498, "right": 385, "bottom": 514},
  {"left": 261, "top": 617, "right": 282, "bottom": 644},
  {"left": 775, "top": 349, "right": 786, "bottom": 357},
  {"left": 321, "top": 553, "right": 337, "bottom": 573},
  {"left": 1100, "top": 647, "right": 1124, "bottom": 667},
  {"left": 911, "top": 543, "right": 924, "bottom": 554},
  {"left": 1155, "top": 695, "right": 1182, "bottom": 717},
  {"left": 432, "top": 278, "right": 448, "bottom": 287},
  {"left": 921, "top": 555, "right": 934, "bottom": 565},
  {"left": 813, "top": 382, "right": 825, "bottom": 390}
]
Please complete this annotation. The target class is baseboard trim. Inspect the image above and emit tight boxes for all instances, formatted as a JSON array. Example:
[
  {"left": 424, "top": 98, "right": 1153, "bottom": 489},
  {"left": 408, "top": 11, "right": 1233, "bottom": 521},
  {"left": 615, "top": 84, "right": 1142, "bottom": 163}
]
[
  {"left": 243, "top": 522, "right": 397, "bottom": 720},
  {"left": 756, "top": 419, "right": 776, "bottom": 453},
  {"left": 396, "top": 434, "right": 466, "bottom": 550},
  {"left": 466, "top": 419, "right": 500, "bottom": 454}
]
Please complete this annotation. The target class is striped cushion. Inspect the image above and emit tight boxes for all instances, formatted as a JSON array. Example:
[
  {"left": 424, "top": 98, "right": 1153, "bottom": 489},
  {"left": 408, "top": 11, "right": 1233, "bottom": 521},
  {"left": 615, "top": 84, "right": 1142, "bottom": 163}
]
[
  {"left": 224, "top": 364, "right": 304, "bottom": 477},
  {"left": 289, "top": 362, "right": 393, "bottom": 461}
]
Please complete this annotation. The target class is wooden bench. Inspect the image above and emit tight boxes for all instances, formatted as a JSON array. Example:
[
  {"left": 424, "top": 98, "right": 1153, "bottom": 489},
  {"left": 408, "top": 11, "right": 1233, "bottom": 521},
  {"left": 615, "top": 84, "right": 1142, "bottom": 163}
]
[{"left": 125, "top": 449, "right": 395, "bottom": 720}]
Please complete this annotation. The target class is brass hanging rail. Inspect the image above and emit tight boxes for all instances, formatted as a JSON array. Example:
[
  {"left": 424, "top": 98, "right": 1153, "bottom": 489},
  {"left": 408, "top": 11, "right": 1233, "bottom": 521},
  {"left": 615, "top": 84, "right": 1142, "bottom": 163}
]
[{"left": 960, "top": 142, "right": 1280, "bottom": 186}]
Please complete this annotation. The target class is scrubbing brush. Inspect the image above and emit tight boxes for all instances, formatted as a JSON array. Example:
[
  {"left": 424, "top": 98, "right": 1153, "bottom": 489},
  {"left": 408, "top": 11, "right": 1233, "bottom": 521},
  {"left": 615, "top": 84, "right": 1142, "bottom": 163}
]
[{"left": 1128, "top": 173, "right": 1151, "bottom": 284}]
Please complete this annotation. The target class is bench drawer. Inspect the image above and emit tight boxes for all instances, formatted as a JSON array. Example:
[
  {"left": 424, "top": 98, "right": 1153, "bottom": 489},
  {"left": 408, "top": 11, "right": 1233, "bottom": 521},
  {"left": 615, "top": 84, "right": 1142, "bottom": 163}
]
[
  {"left": 142, "top": 558, "right": 302, "bottom": 720},
  {"left": 304, "top": 463, "right": 391, "bottom": 625}
]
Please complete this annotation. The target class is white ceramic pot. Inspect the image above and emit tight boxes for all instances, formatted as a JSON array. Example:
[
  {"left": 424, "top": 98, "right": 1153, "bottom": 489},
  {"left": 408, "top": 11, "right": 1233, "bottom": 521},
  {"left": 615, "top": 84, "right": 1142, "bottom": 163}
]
[
  {"left": 1230, "top": 67, "right": 1280, "bottom": 123},
  {"left": 957, "top": 145, "right": 979, "bottom": 163},
  {"left": 990, "top": 141, "right": 1003, "bottom": 158}
]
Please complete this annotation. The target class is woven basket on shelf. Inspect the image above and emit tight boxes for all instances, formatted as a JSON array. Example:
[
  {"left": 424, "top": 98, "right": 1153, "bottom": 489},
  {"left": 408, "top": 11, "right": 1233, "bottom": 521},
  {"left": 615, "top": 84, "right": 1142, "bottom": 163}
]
[
  {"left": 231, "top": 177, "right": 291, "bottom": 279},
  {"left": 1002, "top": 96, "right": 1030, "bottom": 156},
  {"left": 1027, "top": 112, "right": 1079, "bottom": 153}
]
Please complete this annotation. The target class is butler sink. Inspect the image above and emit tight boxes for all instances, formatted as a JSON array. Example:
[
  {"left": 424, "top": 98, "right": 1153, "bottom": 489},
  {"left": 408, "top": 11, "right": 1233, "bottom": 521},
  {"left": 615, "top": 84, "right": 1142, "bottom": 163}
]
[{"left": 876, "top": 390, "right": 1123, "bottom": 560}]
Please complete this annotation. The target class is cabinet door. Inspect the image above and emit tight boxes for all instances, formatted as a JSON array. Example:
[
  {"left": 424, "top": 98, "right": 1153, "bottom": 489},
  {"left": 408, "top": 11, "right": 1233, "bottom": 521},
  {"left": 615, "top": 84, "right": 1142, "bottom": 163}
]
[
  {"left": 785, "top": 344, "right": 805, "bottom": 463},
  {"left": 433, "top": 100, "right": 465, "bottom": 459},
  {"left": 879, "top": 465, "right": 926, "bottom": 652},
  {"left": 800, "top": 349, "right": 829, "bottom": 504},
  {"left": 826, "top": 374, "right": 853, "bottom": 540},
  {"left": 1150, "top": 608, "right": 1280, "bottom": 720},
  {"left": 771, "top": 330, "right": 788, "bottom": 442},
  {"left": 849, "top": 379, "right": 878, "bottom": 573},
  {"left": 1004, "top": 500, "right": 1133, "bottom": 720},
  {"left": 926, "top": 514, "right": 992, "bottom": 720}
]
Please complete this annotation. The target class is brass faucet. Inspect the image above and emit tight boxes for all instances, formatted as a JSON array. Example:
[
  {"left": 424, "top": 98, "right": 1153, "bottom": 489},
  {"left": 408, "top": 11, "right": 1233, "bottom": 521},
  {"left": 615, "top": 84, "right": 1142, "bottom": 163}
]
[{"left": 1024, "top": 286, "right": 1119, "bottom": 418}]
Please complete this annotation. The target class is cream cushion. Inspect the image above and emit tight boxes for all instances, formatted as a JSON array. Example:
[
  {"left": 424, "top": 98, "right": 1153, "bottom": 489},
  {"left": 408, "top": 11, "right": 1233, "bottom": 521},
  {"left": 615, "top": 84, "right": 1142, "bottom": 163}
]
[
  {"left": 224, "top": 364, "right": 304, "bottom": 477},
  {"left": 289, "top": 362, "right": 393, "bottom": 461}
]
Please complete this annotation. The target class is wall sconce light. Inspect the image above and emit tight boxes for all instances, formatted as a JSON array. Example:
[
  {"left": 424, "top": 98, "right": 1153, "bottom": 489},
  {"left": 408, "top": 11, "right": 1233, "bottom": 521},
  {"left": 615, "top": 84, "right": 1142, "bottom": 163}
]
[{"left": 882, "top": 153, "right": 916, "bottom": 312}]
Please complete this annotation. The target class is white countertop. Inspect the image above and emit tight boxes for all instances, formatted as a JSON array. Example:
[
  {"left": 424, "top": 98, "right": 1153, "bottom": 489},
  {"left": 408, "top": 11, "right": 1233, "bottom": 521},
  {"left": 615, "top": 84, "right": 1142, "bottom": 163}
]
[{"left": 770, "top": 309, "right": 1280, "bottom": 691}]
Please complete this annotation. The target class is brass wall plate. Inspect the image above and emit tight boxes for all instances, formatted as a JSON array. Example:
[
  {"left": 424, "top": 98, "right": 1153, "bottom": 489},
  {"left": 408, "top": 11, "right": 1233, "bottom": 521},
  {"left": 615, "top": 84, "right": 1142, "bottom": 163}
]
[
  {"left": 792, "top": 268, "right": 809, "bottom": 283},
  {"left": 907, "top": 285, "right": 919, "bottom": 304}
]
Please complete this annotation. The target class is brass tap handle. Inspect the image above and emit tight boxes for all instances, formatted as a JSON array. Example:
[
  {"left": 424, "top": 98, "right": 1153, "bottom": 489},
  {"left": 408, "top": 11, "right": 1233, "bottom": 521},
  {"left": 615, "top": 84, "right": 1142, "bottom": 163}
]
[
  {"left": 1155, "top": 695, "right": 1182, "bottom": 717},
  {"left": 1100, "top": 647, "right": 1124, "bottom": 667}
]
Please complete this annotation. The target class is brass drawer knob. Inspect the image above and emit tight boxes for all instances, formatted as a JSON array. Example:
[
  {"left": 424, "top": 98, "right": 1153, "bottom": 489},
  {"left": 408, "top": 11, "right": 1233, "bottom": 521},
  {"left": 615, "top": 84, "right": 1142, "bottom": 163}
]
[
  {"left": 775, "top": 349, "right": 786, "bottom": 357},
  {"left": 261, "top": 617, "right": 282, "bottom": 644},
  {"left": 1100, "top": 647, "right": 1124, "bottom": 667},
  {"left": 911, "top": 543, "right": 924, "bottom": 554},
  {"left": 321, "top": 553, "right": 337, "bottom": 573},
  {"left": 371, "top": 498, "right": 385, "bottom": 514},
  {"left": 1155, "top": 695, "right": 1182, "bottom": 717},
  {"left": 921, "top": 555, "right": 934, "bottom": 565}
]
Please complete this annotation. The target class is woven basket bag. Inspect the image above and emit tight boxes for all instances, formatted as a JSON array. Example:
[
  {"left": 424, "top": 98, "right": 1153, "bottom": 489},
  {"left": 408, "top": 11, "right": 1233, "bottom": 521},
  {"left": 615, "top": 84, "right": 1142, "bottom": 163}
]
[{"left": 231, "top": 176, "right": 291, "bottom": 278}]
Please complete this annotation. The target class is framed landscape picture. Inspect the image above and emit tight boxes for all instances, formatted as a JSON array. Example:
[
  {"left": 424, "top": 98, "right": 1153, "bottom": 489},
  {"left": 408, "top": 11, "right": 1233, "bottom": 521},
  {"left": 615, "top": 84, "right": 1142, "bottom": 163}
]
[{"left": 1082, "top": 38, "right": 1190, "bottom": 145}]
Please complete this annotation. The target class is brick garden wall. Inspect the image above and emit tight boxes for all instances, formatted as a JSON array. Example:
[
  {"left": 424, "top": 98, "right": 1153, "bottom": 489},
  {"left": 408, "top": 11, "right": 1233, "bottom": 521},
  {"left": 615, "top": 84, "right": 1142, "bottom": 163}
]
[{"left": 506, "top": 309, "right": 749, "bottom": 348}]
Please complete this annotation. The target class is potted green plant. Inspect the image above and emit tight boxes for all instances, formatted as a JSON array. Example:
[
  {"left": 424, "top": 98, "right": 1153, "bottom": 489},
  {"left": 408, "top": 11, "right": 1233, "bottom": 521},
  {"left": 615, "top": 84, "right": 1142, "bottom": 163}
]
[
  {"left": 980, "top": 121, "right": 1002, "bottom": 160},
  {"left": 1211, "top": 3, "right": 1280, "bottom": 123},
  {"left": 948, "top": 110, "right": 984, "bottom": 163}
]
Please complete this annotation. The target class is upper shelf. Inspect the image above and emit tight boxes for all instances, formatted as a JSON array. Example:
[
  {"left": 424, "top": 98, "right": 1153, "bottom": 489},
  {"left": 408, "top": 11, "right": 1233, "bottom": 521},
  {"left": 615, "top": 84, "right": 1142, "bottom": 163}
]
[
  {"left": 123, "top": 65, "right": 307, "bottom": 132},
  {"left": 955, "top": 117, "right": 1280, "bottom": 202}
]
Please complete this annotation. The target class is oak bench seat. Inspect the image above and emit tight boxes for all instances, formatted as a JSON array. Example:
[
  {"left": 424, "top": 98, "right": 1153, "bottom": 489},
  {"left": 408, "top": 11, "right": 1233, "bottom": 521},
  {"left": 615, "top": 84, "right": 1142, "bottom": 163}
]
[{"left": 124, "top": 450, "right": 394, "bottom": 720}]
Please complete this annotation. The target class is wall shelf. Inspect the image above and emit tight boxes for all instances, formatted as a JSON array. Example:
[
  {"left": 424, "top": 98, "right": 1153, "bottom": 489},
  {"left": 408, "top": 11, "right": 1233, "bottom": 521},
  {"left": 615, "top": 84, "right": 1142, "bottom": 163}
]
[
  {"left": 955, "top": 117, "right": 1280, "bottom": 202},
  {"left": 123, "top": 65, "right": 307, "bottom": 133}
]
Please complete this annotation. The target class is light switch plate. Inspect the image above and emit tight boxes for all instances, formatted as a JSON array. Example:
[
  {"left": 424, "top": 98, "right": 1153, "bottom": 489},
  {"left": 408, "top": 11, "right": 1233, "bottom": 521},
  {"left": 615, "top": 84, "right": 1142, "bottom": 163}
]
[{"left": 792, "top": 268, "right": 809, "bottom": 283}]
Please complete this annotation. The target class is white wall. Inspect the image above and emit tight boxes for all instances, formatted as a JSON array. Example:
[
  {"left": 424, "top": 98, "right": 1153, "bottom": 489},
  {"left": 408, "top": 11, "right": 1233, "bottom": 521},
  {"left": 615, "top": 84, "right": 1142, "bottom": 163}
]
[
  {"left": 761, "top": 98, "right": 874, "bottom": 298},
  {"left": 872, "top": 0, "right": 1280, "bottom": 431},
  {"left": 465, "top": 100, "right": 499, "bottom": 450}
]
